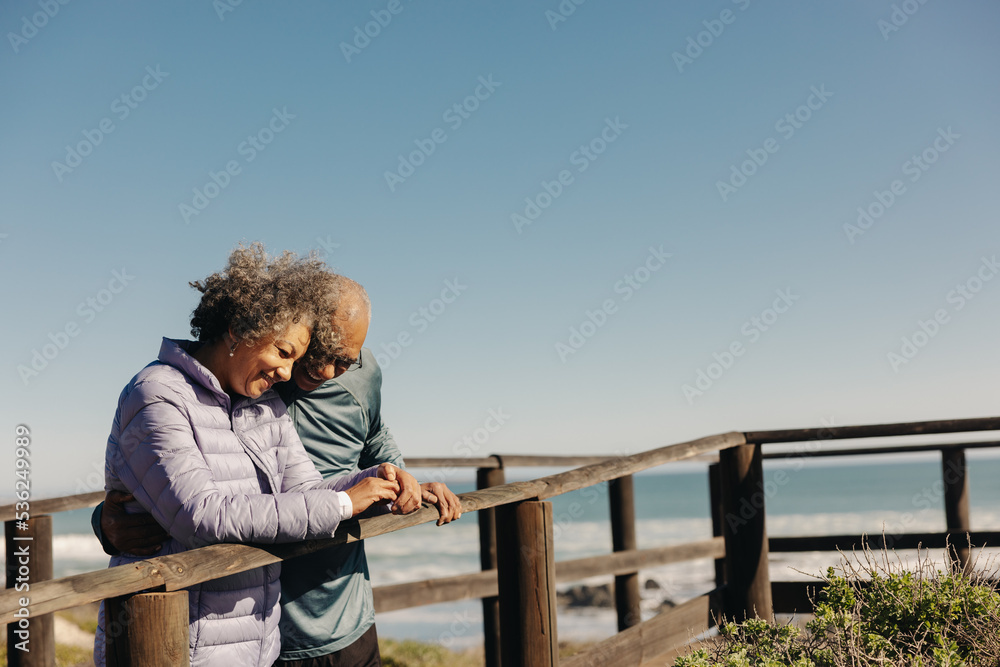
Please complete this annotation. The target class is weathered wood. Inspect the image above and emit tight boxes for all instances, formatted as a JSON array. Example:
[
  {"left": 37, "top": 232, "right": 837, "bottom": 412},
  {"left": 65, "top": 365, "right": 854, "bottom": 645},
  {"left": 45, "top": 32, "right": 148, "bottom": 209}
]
[
  {"left": 762, "top": 439, "right": 1000, "bottom": 460},
  {"left": 556, "top": 539, "right": 725, "bottom": 581},
  {"left": 770, "top": 530, "right": 1000, "bottom": 553},
  {"left": 404, "top": 457, "right": 500, "bottom": 468},
  {"left": 496, "top": 500, "right": 558, "bottom": 667},
  {"left": 477, "top": 464, "right": 504, "bottom": 667},
  {"left": 720, "top": 444, "right": 773, "bottom": 622},
  {"left": 942, "top": 448, "right": 971, "bottom": 572},
  {"left": 107, "top": 591, "right": 189, "bottom": 667},
  {"left": 5, "top": 516, "right": 55, "bottom": 667},
  {"left": 708, "top": 463, "right": 726, "bottom": 589},
  {"left": 745, "top": 416, "right": 1000, "bottom": 444},
  {"left": 641, "top": 639, "right": 714, "bottom": 667},
  {"left": 0, "top": 428, "right": 742, "bottom": 624},
  {"left": 495, "top": 455, "right": 616, "bottom": 467},
  {"left": 0, "top": 491, "right": 104, "bottom": 522},
  {"left": 561, "top": 590, "right": 723, "bottom": 667},
  {"left": 610, "top": 475, "right": 641, "bottom": 631},
  {"left": 532, "top": 432, "right": 746, "bottom": 501},
  {"left": 372, "top": 539, "right": 725, "bottom": 612},
  {"left": 0, "top": 560, "right": 166, "bottom": 624},
  {"left": 374, "top": 570, "right": 497, "bottom": 613}
]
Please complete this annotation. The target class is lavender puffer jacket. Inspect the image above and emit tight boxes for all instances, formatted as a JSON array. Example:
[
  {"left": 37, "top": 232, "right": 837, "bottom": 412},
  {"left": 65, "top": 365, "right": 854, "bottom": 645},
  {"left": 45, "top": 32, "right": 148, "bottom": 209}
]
[{"left": 93, "top": 339, "right": 375, "bottom": 667}]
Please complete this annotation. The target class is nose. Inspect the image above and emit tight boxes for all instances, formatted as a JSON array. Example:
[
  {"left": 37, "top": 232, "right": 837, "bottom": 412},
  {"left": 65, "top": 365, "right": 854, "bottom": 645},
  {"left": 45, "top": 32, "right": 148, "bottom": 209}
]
[
  {"left": 276, "top": 358, "right": 294, "bottom": 381},
  {"left": 319, "top": 364, "right": 337, "bottom": 381}
]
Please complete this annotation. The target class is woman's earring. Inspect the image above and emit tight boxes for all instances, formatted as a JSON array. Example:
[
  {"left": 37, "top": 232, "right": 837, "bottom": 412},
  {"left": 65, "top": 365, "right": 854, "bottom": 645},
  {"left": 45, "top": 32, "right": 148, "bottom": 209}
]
[{"left": 229, "top": 340, "right": 238, "bottom": 357}]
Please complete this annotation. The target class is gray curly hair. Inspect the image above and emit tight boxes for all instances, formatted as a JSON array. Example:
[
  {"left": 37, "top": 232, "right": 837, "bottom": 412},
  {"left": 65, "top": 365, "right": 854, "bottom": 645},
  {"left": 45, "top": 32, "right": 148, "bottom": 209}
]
[{"left": 189, "top": 243, "right": 342, "bottom": 357}]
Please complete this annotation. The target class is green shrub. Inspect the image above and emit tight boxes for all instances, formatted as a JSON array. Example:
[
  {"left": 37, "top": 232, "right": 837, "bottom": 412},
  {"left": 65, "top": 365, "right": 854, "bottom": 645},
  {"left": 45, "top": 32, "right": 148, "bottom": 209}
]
[{"left": 676, "top": 550, "right": 1000, "bottom": 667}]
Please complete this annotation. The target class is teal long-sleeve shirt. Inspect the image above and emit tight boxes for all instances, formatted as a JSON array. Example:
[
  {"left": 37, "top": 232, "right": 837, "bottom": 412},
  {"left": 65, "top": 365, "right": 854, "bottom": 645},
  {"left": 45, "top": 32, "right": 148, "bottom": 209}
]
[{"left": 275, "top": 347, "right": 404, "bottom": 659}]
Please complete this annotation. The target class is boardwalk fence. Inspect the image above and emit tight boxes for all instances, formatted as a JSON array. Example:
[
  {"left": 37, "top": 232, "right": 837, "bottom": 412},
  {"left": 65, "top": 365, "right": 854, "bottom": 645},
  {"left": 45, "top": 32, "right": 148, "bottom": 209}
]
[{"left": 3, "top": 416, "right": 999, "bottom": 666}]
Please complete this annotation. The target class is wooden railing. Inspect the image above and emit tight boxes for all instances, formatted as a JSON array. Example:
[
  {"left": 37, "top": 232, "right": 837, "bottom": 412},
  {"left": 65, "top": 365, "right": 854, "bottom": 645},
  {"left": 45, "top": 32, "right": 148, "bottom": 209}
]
[{"left": 3, "top": 417, "right": 1000, "bottom": 666}]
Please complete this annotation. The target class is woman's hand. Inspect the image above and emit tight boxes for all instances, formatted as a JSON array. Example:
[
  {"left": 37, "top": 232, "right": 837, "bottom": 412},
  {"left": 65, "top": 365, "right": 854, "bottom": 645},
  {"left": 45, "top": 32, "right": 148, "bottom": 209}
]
[
  {"left": 377, "top": 463, "right": 422, "bottom": 514},
  {"left": 345, "top": 476, "right": 400, "bottom": 517}
]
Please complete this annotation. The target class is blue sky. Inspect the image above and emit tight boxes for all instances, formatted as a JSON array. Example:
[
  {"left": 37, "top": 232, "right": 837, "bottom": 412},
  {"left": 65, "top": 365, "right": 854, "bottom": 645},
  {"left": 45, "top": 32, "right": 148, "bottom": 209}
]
[{"left": 2, "top": 1, "right": 999, "bottom": 495}]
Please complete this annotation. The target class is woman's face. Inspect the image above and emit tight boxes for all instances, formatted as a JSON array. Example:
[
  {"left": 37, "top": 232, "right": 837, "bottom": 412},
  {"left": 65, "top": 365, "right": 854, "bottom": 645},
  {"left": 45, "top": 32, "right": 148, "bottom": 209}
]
[{"left": 222, "top": 322, "right": 311, "bottom": 398}]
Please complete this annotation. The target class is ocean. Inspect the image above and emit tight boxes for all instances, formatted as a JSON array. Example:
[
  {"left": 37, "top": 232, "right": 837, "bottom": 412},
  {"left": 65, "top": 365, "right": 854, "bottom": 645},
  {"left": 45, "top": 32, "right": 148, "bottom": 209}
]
[{"left": 7, "top": 455, "right": 1000, "bottom": 649}]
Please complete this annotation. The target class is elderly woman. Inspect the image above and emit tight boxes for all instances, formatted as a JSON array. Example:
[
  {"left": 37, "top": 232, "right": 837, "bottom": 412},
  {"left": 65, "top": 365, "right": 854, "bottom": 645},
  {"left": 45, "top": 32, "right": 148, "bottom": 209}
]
[{"left": 93, "top": 244, "right": 400, "bottom": 667}]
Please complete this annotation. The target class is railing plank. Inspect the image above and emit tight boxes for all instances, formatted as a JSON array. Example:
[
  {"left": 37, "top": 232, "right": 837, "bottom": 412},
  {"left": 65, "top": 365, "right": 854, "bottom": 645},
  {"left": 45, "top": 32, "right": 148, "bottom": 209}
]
[
  {"left": 0, "top": 491, "right": 104, "bottom": 523},
  {"left": 769, "top": 531, "right": 1000, "bottom": 553},
  {"left": 746, "top": 416, "right": 1000, "bottom": 444},
  {"left": 560, "top": 589, "right": 723, "bottom": 667},
  {"left": 762, "top": 440, "right": 1000, "bottom": 460},
  {"left": 373, "top": 538, "right": 725, "bottom": 613}
]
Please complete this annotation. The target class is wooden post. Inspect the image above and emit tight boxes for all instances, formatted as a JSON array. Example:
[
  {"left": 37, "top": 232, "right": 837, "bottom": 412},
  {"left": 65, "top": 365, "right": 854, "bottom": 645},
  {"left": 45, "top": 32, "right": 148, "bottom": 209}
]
[
  {"left": 708, "top": 463, "right": 726, "bottom": 590},
  {"left": 609, "top": 475, "right": 641, "bottom": 631},
  {"left": 5, "top": 515, "right": 55, "bottom": 667},
  {"left": 496, "top": 500, "right": 558, "bottom": 667},
  {"left": 942, "top": 447, "right": 971, "bottom": 572},
  {"left": 477, "top": 461, "right": 505, "bottom": 667},
  {"left": 719, "top": 444, "right": 773, "bottom": 622},
  {"left": 107, "top": 591, "right": 189, "bottom": 667}
]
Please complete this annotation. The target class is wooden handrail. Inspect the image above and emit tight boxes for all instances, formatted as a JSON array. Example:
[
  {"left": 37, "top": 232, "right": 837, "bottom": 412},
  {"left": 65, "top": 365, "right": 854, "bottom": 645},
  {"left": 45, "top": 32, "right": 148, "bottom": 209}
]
[
  {"left": 0, "top": 490, "right": 104, "bottom": 523},
  {"left": 0, "top": 431, "right": 745, "bottom": 623},
  {"left": 4, "top": 416, "right": 1000, "bottom": 665},
  {"left": 745, "top": 415, "right": 1000, "bottom": 444},
  {"left": 5, "top": 416, "right": 998, "bottom": 520},
  {"left": 762, "top": 439, "right": 1000, "bottom": 460}
]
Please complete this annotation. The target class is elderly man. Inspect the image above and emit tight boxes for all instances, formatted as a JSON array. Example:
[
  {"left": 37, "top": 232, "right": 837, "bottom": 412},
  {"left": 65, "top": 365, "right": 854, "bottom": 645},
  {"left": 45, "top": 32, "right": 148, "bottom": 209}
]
[{"left": 97, "top": 275, "right": 462, "bottom": 667}]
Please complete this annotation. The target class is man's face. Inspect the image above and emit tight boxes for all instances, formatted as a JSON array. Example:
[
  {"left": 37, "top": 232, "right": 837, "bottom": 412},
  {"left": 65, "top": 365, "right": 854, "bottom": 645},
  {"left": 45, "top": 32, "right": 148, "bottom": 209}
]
[{"left": 292, "top": 310, "right": 370, "bottom": 392}]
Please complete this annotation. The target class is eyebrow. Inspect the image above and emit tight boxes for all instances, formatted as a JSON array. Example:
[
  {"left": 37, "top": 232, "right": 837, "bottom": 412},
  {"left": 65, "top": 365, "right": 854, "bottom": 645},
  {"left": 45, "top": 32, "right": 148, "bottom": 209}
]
[{"left": 275, "top": 339, "right": 299, "bottom": 355}]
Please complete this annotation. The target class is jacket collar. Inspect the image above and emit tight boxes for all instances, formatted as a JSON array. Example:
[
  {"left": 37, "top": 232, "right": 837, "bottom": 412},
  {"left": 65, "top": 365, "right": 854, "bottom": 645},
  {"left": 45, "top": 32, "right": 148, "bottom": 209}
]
[{"left": 158, "top": 338, "right": 235, "bottom": 406}]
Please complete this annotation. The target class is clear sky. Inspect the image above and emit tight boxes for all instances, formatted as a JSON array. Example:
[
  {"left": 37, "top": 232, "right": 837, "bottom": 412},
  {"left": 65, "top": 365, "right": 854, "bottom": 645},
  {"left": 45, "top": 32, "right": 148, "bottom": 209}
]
[{"left": 2, "top": 1, "right": 998, "bottom": 495}]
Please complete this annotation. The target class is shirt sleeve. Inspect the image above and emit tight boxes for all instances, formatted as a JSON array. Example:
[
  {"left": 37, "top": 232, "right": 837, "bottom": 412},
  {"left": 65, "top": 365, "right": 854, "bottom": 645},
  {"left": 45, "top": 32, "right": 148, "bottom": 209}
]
[{"left": 110, "top": 380, "right": 356, "bottom": 549}]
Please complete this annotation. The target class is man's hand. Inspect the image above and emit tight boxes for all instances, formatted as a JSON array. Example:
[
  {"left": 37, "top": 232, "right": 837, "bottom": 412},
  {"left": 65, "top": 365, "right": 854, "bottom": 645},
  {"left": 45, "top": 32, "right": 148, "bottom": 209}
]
[
  {"left": 345, "top": 476, "right": 400, "bottom": 517},
  {"left": 377, "top": 463, "right": 422, "bottom": 515},
  {"left": 101, "top": 490, "right": 170, "bottom": 556},
  {"left": 420, "top": 482, "right": 463, "bottom": 526}
]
